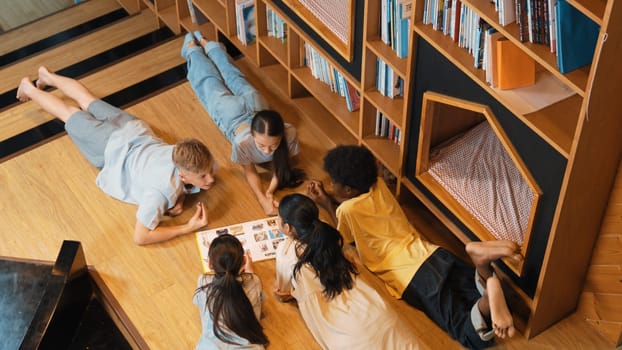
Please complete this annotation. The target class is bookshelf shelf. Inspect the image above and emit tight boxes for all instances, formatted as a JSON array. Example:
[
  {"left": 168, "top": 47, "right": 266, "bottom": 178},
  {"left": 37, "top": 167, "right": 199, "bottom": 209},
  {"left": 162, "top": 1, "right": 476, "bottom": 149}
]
[
  {"left": 158, "top": 5, "right": 180, "bottom": 33},
  {"left": 258, "top": 62, "right": 289, "bottom": 96},
  {"left": 141, "top": 0, "right": 155, "bottom": 11},
  {"left": 363, "top": 137, "right": 401, "bottom": 175},
  {"left": 294, "top": 96, "right": 358, "bottom": 146},
  {"left": 193, "top": 0, "right": 228, "bottom": 35},
  {"left": 364, "top": 90, "right": 405, "bottom": 128},
  {"left": 366, "top": 40, "right": 408, "bottom": 77},
  {"left": 258, "top": 36, "right": 288, "bottom": 67},
  {"left": 290, "top": 67, "right": 360, "bottom": 137},
  {"left": 568, "top": 0, "right": 607, "bottom": 23}
]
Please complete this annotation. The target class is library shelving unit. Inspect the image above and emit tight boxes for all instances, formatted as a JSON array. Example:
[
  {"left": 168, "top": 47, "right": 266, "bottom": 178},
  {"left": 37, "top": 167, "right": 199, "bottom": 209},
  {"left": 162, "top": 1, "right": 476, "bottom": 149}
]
[
  {"left": 403, "top": 0, "right": 622, "bottom": 339},
  {"left": 360, "top": 0, "right": 410, "bottom": 188},
  {"left": 113, "top": 0, "right": 622, "bottom": 341}
]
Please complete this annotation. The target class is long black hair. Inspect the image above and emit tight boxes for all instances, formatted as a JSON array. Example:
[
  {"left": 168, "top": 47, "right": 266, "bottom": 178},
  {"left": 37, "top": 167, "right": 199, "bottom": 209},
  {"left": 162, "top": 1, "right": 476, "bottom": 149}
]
[
  {"left": 251, "top": 110, "right": 305, "bottom": 189},
  {"left": 279, "top": 194, "right": 358, "bottom": 299},
  {"left": 196, "top": 234, "right": 269, "bottom": 346}
]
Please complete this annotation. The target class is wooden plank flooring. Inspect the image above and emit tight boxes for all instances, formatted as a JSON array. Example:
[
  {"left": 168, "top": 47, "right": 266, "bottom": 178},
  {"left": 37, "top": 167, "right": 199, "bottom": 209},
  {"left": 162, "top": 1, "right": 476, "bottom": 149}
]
[
  {"left": 0, "top": 0, "right": 121, "bottom": 55},
  {"left": 0, "top": 5, "right": 617, "bottom": 348},
  {"left": 0, "top": 10, "right": 158, "bottom": 95}
]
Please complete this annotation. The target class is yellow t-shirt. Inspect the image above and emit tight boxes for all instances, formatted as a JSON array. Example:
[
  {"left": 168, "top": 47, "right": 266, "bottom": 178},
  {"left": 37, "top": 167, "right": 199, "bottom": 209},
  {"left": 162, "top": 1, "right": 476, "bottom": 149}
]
[{"left": 336, "top": 178, "right": 439, "bottom": 298}]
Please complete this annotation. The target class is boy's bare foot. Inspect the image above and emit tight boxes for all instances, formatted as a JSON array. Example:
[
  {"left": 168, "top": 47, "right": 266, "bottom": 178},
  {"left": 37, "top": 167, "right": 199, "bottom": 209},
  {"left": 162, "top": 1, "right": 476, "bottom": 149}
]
[
  {"left": 36, "top": 66, "right": 54, "bottom": 89},
  {"left": 487, "top": 276, "right": 516, "bottom": 339},
  {"left": 16, "top": 77, "right": 35, "bottom": 101},
  {"left": 466, "top": 240, "right": 523, "bottom": 268}
]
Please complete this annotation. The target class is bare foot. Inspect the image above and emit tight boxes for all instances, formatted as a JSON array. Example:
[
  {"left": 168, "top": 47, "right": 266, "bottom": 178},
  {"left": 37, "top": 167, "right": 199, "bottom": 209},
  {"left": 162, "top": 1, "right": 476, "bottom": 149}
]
[
  {"left": 36, "top": 66, "right": 54, "bottom": 89},
  {"left": 487, "top": 276, "right": 516, "bottom": 339},
  {"left": 16, "top": 77, "right": 35, "bottom": 101},
  {"left": 466, "top": 240, "right": 523, "bottom": 268},
  {"left": 187, "top": 39, "right": 198, "bottom": 49}
]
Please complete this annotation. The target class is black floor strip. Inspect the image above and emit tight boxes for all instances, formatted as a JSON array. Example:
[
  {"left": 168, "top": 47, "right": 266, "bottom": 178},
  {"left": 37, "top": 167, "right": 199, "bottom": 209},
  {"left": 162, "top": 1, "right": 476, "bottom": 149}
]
[
  {"left": 0, "top": 64, "right": 187, "bottom": 161},
  {"left": 0, "top": 27, "right": 175, "bottom": 110},
  {"left": 0, "top": 8, "right": 129, "bottom": 68}
]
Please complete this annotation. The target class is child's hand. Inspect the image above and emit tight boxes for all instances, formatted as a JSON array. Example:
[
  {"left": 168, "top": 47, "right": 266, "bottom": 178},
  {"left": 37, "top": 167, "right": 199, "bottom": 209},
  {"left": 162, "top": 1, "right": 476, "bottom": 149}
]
[
  {"left": 242, "top": 250, "right": 254, "bottom": 273},
  {"left": 188, "top": 202, "right": 208, "bottom": 230},
  {"left": 260, "top": 195, "right": 278, "bottom": 216},
  {"left": 307, "top": 180, "right": 330, "bottom": 208},
  {"left": 273, "top": 287, "right": 294, "bottom": 302}
]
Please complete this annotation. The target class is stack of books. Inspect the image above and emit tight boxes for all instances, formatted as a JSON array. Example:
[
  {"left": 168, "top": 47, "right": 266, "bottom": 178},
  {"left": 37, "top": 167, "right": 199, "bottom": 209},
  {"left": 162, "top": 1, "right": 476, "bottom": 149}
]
[
  {"left": 380, "top": 0, "right": 412, "bottom": 58},
  {"left": 304, "top": 43, "right": 360, "bottom": 112}
]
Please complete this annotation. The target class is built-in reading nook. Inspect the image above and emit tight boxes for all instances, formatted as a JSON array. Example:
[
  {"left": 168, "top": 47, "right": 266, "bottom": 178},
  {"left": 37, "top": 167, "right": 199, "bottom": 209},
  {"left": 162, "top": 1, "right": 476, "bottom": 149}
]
[{"left": 415, "top": 91, "right": 541, "bottom": 276}]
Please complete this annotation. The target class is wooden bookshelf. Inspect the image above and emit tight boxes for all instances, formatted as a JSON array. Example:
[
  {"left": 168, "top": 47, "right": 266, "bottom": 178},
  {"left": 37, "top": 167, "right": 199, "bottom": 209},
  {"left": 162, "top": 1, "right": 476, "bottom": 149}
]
[{"left": 406, "top": 0, "right": 622, "bottom": 340}]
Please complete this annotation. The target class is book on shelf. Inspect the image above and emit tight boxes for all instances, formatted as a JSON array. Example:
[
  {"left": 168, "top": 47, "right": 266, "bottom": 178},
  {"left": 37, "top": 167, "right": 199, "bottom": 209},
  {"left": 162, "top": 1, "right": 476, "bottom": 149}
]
[
  {"left": 395, "top": 0, "right": 412, "bottom": 58},
  {"left": 343, "top": 78, "right": 360, "bottom": 112},
  {"left": 515, "top": 0, "right": 528, "bottom": 42},
  {"left": 196, "top": 217, "right": 285, "bottom": 273},
  {"left": 375, "top": 111, "right": 402, "bottom": 144},
  {"left": 498, "top": 0, "right": 516, "bottom": 26},
  {"left": 496, "top": 38, "right": 536, "bottom": 89},
  {"left": 485, "top": 29, "right": 505, "bottom": 88},
  {"left": 555, "top": 0, "right": 600, "bottom": 74},
  {"left": 547, "top": 0, "right": 557, "bottom": 52},
  {"left": 235, "top": 0, "right": 256, "bottom": 45},
  {"left": 266, "top": 6, "right": 287, "bottom": 42}
]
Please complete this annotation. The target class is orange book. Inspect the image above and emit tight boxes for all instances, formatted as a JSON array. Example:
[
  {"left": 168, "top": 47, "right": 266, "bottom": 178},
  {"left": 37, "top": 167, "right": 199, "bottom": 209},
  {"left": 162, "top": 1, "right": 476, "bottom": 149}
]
[
  {"left": 488, "top": 31, "right": 505, "bottom": 88},
  {"left": 496, "top": 39, "right": 536, "bottom": 90}
]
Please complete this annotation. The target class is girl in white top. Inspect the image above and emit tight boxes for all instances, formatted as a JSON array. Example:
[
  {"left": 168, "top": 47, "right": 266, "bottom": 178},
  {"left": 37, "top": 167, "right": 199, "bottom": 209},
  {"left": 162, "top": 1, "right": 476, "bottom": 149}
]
[{"left": 274, "top": 194, "right": 420, "bottom": 350}]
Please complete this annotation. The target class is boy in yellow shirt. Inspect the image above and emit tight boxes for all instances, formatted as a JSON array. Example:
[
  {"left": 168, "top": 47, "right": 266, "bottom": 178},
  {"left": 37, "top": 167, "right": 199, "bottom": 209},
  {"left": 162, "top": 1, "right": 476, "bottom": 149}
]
[{"left": 307, "top": 145, "right": 521, "bottom": 349}]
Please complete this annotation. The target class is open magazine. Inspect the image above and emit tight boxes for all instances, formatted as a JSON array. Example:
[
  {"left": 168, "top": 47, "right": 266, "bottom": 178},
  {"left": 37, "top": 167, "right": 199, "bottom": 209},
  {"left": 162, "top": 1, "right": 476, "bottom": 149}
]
[{"left": 196, "top": 217, "right": 286, "bottom": 273}]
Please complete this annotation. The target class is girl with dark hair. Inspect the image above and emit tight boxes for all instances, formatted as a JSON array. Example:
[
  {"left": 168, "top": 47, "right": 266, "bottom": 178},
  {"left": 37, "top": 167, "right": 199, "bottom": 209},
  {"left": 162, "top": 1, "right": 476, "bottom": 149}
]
[
  {"left": 194, "top": 234, "right": 269, "bottom": 349},
  {"left": 274, "top": 194, "right": 419, "bottom": 349},
  {"left": 182, "top": 32, "right": 304, "bottom": 215}
]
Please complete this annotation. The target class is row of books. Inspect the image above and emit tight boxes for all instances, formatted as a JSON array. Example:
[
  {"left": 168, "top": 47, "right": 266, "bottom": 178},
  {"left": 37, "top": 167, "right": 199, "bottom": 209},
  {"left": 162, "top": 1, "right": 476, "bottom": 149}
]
[
  {"left": 423, "top": 0, "right": 598, "bottom": 80},
  {"left": 235, "top": 0, "right": 256, "bottom": 45},
  {"left": 376, "top": 58, "right": 404, "bottom": 98},
  {"left": 265, "top": 6, "right": 287, "bottom": 43},
  {"left": 375, "top": 111, "right": 402, "bottom": 145},
  {"left": 380, "top": 0, "right": 412, "bottom": 58},
  {"left": 303, "top": 43, "right": 361, "bottom": 112}
]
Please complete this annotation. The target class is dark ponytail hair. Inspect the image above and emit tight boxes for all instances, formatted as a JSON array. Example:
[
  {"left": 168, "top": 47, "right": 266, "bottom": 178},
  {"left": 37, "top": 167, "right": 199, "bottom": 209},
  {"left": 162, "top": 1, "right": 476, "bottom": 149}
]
[
  {"left": 279, "top": 194, "right": 358, "bottom": 299},
  {"left": 251, "top": 110, "right": 305, "bottom": 189},
  {"left": 196, "top": 234, "right": 269, "bottom": 346}
]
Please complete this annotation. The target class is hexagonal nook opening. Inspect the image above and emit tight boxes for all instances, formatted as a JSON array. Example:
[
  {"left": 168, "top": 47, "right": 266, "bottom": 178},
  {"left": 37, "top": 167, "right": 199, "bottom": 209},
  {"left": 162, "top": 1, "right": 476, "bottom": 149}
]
[{"left": 415, "top": 92, "right": 541, "bottom": 276}]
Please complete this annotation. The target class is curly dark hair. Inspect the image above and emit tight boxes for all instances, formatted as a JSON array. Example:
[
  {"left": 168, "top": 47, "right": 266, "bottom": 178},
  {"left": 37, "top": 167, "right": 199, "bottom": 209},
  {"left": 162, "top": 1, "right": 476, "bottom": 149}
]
[{"left": 323, "top": 145, "right": 378, "bottom": 194}]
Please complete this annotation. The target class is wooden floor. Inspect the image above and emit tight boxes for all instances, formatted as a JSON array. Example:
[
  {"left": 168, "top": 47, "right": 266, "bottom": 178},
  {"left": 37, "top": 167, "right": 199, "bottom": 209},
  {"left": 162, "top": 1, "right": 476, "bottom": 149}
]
[{"left": 0, "top": 3, "right": 618, "bottom": 349}]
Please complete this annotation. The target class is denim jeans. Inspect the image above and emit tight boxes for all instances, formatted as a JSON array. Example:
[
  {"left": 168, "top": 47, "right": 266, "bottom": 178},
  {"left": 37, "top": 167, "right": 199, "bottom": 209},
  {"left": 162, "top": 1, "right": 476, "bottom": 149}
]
[{"left": 186, "top": 45, "right": 268, "bottom": 142}]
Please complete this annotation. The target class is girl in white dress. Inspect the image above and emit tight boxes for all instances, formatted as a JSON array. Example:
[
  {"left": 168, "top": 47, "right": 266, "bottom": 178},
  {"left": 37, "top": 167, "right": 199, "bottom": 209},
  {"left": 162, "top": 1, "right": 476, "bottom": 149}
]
[{"left": 274, "top": 194, "right": 420, "bottom": 350}]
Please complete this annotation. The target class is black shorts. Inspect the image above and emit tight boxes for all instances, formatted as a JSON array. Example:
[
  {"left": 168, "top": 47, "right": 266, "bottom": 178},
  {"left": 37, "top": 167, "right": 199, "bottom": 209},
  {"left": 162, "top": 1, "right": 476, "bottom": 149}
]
[{"left": 402, "top": 248, "right": 493, "bottom": 349}]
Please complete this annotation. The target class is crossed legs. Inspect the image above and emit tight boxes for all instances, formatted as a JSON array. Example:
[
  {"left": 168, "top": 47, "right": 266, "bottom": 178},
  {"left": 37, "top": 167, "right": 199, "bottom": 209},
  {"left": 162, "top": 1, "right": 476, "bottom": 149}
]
[
  {"left": 466, "top": 240, "right": 522, "bottom": 339},
  {"left": 16, "top": 67, "right": 97, "bottom": 122}
]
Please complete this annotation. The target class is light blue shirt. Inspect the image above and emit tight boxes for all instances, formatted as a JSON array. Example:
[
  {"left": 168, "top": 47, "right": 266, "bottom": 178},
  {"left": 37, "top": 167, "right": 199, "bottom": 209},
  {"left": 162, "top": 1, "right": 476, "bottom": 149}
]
[
  {"left": 193, "top": 274, "right": 265, "bottom": 350},
  {"left": 96, "top": 120, "right": 199, "bottom": 230},
  {"left": 230, "top": 123, "right": 299, "bottom": 165}
]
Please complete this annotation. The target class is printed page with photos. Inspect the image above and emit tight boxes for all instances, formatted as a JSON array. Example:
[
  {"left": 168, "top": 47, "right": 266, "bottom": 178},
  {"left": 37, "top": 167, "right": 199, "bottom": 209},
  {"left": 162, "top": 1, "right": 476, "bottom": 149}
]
[{"left": 196, "top": 217, "right": 286, "bottom": 273}]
